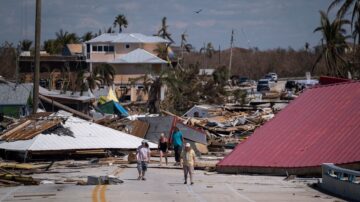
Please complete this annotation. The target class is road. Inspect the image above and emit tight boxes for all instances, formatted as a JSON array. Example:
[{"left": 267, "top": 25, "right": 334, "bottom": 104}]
[{"left": 0, "top": 161, "right": 343, "bottom": 202}]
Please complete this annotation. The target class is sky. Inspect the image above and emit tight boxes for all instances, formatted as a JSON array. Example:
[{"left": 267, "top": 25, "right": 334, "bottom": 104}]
[{"left": 0, "top": 0, "right": 340, "bottom": 51}]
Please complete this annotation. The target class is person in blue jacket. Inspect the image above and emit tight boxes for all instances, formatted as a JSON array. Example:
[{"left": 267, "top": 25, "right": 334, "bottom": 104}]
[{"left": 171, "top": 127, "right": 184, "bottom": 166}]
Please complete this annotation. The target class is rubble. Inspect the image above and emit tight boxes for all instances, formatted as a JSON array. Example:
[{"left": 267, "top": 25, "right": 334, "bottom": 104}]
[{"left": 0, "top": 110, "right": 157, "bottom": 161}]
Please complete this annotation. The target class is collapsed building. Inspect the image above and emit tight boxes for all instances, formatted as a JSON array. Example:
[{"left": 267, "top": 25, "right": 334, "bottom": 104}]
[
  {"left": 0, "top": 111, "right": 156, "bottom": 161},
  {"left": 217, "top": 81, "right": 360, "bottom": 175}
]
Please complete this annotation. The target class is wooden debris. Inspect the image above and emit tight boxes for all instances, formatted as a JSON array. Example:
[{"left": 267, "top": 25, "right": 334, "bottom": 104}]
[
  {"left": 0, "top": 174, "right": 39, "bottom": 185},
  {"left": 0, "top": 162, "right": 50, "bottom": 170},
  {"left": 129, "top": 120, "right": 149, "bottom": 138},
  {"left": 13, "top": 193, "right": 56, "bottom": 198},
  {"left": 0, "top": 118, "right": 63, "bottom": 141}
]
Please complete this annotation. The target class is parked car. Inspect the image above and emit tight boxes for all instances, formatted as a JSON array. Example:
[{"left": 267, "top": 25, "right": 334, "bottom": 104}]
[
  {"left": 268, "top": 72, "right": 278, "bottom": 82},
  {"left": 264, "top": 74, "right": 274, "bottom": 82},
  {"left": 238, "top": 77, "right": 250, "bottom": 86},
  {"left": 257, "top": 79, "right": 271, "bottom": 92},
  {"left": 285, "top": 80, "right": 297, "bottom": 91}
]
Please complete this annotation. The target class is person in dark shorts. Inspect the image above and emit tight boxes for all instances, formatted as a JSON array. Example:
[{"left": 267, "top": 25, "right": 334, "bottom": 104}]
[
  {"left": 136, "top": 140, "right": 151, "bottom": 180},
  {"left": 158, "top": 133, "right": 168, "bottom": 166},
  {"left": 171, "top": 127, "right": 184, "bottom": 166}
]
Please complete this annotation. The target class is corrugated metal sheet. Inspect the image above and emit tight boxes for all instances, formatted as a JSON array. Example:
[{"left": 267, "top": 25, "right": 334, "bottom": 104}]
[
  {"left": 110, "top": 48, "right": 167, "bottom": 64},
  {"left": 218, "top": 81, "right": 360, "bottom": 169},
  {"left": 0, "top": 111, "right": 157, "bottom": 151},
  {"left": 140, "top": 116, "right": 174, "bottom": 143},
  {"left": 86, "top": 33, "right": 169, "bottom": 44},
  {"left": 139, "top": 116, "right": 207, "bottom": 144},
  {"left": 0, "top": 83, "right": 32, "bottom": 105}
]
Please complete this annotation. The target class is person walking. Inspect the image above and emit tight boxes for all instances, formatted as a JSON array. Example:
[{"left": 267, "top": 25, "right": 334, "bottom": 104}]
[
  {"left": 171, "top": 127, "right": 184, "bottom": 166},
  {"left": 136, "top": 140, "right": 151, "bottom": 180},
  {"left": 158, "top": 133, "right": 168, "bottom": 166},
  {"left": 181, "top": 143, "right": 196, "bottom": 185}
]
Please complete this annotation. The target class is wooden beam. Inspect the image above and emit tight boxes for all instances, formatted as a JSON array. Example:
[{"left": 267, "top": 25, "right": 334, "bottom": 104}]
[{"left": 39, "top": 95, "right": 93, "bottom": 121}]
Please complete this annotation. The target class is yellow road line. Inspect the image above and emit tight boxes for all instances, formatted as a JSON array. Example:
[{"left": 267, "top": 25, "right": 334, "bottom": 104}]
[
  {"left": 92, "top": 166, "right": 125, "bottom": 202},
  {"left": 100, "top": 185, "right": 107, "bottom": 202},
  {"left": 92, "top": 185, "right": 100, "bottom": 202}
]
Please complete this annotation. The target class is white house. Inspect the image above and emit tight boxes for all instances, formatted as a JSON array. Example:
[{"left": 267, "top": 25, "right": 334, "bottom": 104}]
[{"left": 84, "top": 33, "right": 170, "bottom": 102}]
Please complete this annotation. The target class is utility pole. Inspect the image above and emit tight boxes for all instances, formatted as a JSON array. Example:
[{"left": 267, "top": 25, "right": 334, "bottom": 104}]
[
  {"left": 33, "top": 0, "right": 41, "bottom": 114},
  {"left": 16, "top": 42, "right": 21, "bottom": 84},
  {"left": 228, "top": 29, "right": 234, "bottom": 79},
  {"left": 218, "top": 45, "right": 221, "bottom": 65}
]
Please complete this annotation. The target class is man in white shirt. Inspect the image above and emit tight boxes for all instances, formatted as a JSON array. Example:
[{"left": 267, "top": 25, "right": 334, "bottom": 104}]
[{"left": 136, "top": 140, "right": 151, "bottom": 180}]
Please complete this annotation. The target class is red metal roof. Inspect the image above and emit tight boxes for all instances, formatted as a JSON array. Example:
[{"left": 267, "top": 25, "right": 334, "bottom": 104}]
[{"left": 218, "top": 81, "right": 360, "bottom": 169}]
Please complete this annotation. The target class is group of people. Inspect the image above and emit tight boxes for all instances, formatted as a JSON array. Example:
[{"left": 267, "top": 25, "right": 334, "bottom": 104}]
[{"left": 136, "top": 127, "right": 196, "bottom": 185}]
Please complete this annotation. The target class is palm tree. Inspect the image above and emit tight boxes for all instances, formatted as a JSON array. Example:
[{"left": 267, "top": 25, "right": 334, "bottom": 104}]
[
  {"left": 81, "top": 32, "right": 94, "bottom": 42},
  {"left": 20, "top": 39, "right": 32, "bottom": 51},
  {"left": 43, "top": 39, "right": 57, "bottom": 54},
  {"left": 200, "top": 42, "right": 215, "bottom": 68},
  {"left": 52, "top": 29, "right": 79, "bottom": 54},
  {"left": 55, "top": 29, "right": 79, "bottom": 45},
  {"left": 178, "top": 32, "right": 193, "bottom": 67},
  {"left": 329, "top": 0, "right": 360, "bottom": 39},
  {"left": 154, "top": 44, "right": 169, "bottom": 61},
  {"left": 113, "top": 14, "right": 128, "bottom": 33},
  {"left": 74, "top": 70, "right": 103, "bottom": 94},
  {"left": 94, "top": 64, "right": 115, "bottom": 86},
  {"left": 200, "top": 42, "right": 215, "bottom": 58},
  {"left": 157, "top": 17, "right": 174, "bottom": 43},
  {"left": 180, "top": 32, "right": 192, "bottom": 55},
  {"left": 106, "top": 27, "right": 115, "bottom": 33},
  {"left": 313, "top": 11, "right": 351, "bottom": 77}
]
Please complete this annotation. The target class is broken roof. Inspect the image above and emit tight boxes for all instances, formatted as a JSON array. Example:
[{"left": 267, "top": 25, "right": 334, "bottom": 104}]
[
  {"left": 109, "top": 48, "right": 167, "bottom": 64},
  {"left": 183, "top": 105, "right": 223, "bottom": 118},
  {"left": 217, "top": 81, "right": 360, "bottom": 174},
  {"left": 0, "top": 83, "right": 33, "bottom": 106},
  {"left": 64, "top": 44, "right": 83, "bottom": 55},
  {"left": 39, "top": 87, "right": 96, "bottom": 102},
  {"left": 86, "top": 33, "right": 169, "bottom": 44},
  {"left": 0, "top": 111, "right": 157, "bottom": 152},
  {"left": 139, "top": 116, "right": 207, "bottom": 145}
]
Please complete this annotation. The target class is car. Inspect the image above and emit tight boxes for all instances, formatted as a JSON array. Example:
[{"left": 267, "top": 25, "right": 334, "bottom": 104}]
[
  {"left": 238, "top": 77, "right": 250, "bottom": 86},
  {"left": 268, "top": 72, "right": 278, "bottom": 82},
  {"left": 257, "top": 79, "right": 271, "bottom": 92},
  {"left": 285, "top": 80, "right": 297, "bottom": 90},
  {"left": 264, "top": 74, "right": 274, "bottom": 82}
]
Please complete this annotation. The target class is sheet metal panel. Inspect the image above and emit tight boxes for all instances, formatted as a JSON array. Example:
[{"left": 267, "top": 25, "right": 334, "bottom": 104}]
[
  {"left": 218, "top": 82, "right": 360, "bottom": 168},
  {"left": 110, "top": 49, "right": 167, "bottom": 64},
  {"left": 0, "top": 112, "right": 157, "bottom": 151},
  {"left": 86, "top": 33, "right": 169, "bottom": 43}
]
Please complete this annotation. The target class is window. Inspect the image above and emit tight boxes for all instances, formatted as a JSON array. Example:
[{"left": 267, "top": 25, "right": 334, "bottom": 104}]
[
  {"left": 125, "top": 44, "right": 130, "bottom": 49},
  {"left": 92, "top": 45, "right": 114, "bottom": 53}
]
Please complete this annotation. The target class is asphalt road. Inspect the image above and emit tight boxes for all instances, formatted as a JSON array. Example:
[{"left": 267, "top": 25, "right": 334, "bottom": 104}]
[{"left": 0, "top": 162, "right": 343, "bottom": 202}]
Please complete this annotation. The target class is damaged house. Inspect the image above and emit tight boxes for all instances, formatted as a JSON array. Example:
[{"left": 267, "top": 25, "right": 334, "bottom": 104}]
[{"left": 0, "top": 111, "right": 157, "bottom": 161}]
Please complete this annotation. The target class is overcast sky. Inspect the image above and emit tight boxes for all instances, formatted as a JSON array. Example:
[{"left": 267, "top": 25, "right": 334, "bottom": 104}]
[{"left": 0, "top": 0, "right": 339, "bottom": 50}]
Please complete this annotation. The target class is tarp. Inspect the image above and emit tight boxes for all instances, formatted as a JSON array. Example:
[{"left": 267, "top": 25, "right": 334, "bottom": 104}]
[
  {"left": 98, "top": 100, "right": 129, "bottom": 117},
  {"left": 106, "top": 88, "right": 119, "bottom": 103}
]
